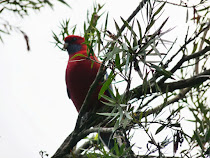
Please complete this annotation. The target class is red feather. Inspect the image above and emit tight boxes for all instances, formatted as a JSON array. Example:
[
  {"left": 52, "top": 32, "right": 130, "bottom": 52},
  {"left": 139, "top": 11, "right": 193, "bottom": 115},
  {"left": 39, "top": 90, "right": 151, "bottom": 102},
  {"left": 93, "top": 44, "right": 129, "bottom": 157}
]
[{"left": 65, "top": 35, "right": 102, "bottom": 112}]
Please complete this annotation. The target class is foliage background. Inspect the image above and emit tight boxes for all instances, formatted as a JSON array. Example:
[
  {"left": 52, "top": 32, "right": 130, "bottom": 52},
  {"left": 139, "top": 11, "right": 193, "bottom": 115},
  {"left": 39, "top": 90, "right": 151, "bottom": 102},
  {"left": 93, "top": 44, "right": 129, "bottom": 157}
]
[{"left": 0, "top": 0, "right": 209, "bottom": 158}]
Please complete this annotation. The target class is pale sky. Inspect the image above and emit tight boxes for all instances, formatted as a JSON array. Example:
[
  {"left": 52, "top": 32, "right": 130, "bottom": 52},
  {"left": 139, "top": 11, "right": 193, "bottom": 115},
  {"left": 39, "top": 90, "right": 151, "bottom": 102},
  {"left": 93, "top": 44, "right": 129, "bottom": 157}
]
[{"left": 0, "top": 0, "right": 208, "bottom": 157}]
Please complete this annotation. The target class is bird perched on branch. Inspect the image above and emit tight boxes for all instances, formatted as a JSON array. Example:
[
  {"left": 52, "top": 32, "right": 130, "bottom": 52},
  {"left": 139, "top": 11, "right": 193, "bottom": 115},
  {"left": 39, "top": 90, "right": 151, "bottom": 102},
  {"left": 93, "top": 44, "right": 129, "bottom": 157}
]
[
  {"left": 63, "top": 35, "right": 114, "bottom": 150},
  {"left": 64, "top": 35, "right": 103, "bottom": 112}
]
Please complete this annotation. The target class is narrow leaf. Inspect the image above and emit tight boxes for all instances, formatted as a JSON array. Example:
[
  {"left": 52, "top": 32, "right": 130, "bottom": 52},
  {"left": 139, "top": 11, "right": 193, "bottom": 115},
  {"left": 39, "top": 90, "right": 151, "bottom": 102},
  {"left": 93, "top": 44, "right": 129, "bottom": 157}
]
[
  {"left": 97, "top": 112, "right": 118, "bottom": 117},
  {"left": 70, "top": 53, "right": 87, "bottom": 60},
  {"left": 98, "top": 73, "right": 116, "bottom": 99},
  {"left": 153, "top": 2, "right": 166, "bottom": 17},
  {"left": 155, "top": 125, "right": 166, "bottom": 134},
  {"left": 121, "top": 17, "right": 137, "bottom": 37}
]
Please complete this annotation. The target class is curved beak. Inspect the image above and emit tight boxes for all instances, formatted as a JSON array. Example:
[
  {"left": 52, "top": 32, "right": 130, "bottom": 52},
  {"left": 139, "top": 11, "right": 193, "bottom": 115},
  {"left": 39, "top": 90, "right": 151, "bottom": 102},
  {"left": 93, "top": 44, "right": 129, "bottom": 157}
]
[{"left": 63, "top": 42, "right": 69, "bottom": 50}]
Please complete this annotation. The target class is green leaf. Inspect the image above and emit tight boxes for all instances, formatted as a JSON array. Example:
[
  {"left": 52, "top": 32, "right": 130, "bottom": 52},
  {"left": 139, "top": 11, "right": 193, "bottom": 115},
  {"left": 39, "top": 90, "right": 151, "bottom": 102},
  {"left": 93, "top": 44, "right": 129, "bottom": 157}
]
[
  {"left": 98, "top": 73, "right": 116, "bottom": 99},
  {"left": 70, "top": 53, "right": 87, "bottom": 60},
  {"left": 114, "top": 119, "right": 120, "bottom": 131},
  {"left": 119, "top": 104, "right": 127, "bottom": 107},
  {"left": 125, "top": 53, "right": 130, "bottom": 75},
  {"left": 83, "top": 22, "right": 86, "bottom": 33},
  {"left": 100, "top": 101, "right": 115, "bottom": 107},
  {"left": 90, "top": 60, "right": 94, "bottom": 69},
  {"left": 142, "top": 72, "right": 149, "bottom": 96},
  {"left": 114, "top": 86, "right": 121, "bottom": 101},
  {"left": 186, "top": 8, "right": 189, "bottom": 23},
  {"left": 204, "top": 39, "right": 210, "bottom": 45},
  {"left": 122, "top": 43, "right": 128, "bottom": 51},
  {"left": 72, "top": 25, "right": 77, "bottom": 34},
  {"left": 151, "top": 64, "right": 173, "bottom": 78},
  {"left": 114, "top": 19, "right": 121, "bottom": 35},
  {"left": 99, "top": 94, "right": 116, "bottom": 104},
  {"left": 155, "top": 125, "right": 166, "bottom": 134},
  {"left": 120, "top": 17, "right": 137, "bottom": 37},
  {"left": 137, "top": 20, "right": 142, "bottom": 44},
  {"left": 151, "top": 42, "right": 162, "bottom": 58},
  {"left": 194, "top": 131, "right": 203, "bottom": 150},
  {"left": 122, "top": 117, "right": 129, "bottom": 129},
  {"left": 154, "top": 81, "right": 162, "bottom": 93},
  {"left": 205, "top": 128, "right": 210, "bottom": 142},
  {"left": 153, "top": 2, "right": 166, "bottom": 17},
  {"left": 105, "top": 46, "right": 122, "bottom": 60},
  {"left": 139, "top": 112, "right": 143, "bottom": 121},
  {"left": 192, "top": 42, "right": 198, "bottom": 54},
  {"left": 115, "top": 53, "right": 122, "bottom": 72},
  {"left": 104, "top": 13, "right": 109, "bottom": 38},
  {"left": 0, "top": 8, "right": 4, "bottom": 13},
  {"left": 123, "top": 35, "right": 131, "bottom": 48},
  {"left": 118, "top": 106, "right": 123, "bottom": 123},
  {"left": 146, "top": 19, "right": 156, "bottom": 32},
  {"left": 124, "top": 111, "right": 132, "bottom": 120},
  {"left": 114, "top": 139, "right": 120, "bottom": 155},
  {"left": 97, "top": 112, "right": 118, "bottom": 117}
]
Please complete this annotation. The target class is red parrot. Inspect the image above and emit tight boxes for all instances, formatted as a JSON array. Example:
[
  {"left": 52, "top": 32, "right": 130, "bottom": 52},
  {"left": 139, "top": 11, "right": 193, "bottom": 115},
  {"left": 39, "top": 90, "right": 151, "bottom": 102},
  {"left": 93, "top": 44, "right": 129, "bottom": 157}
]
[
  {"left": 64, "top": 35, "right": 102, "bottom": 112},
  {"left": 64, "top": 35, "right": 114, "bottom": 149}
]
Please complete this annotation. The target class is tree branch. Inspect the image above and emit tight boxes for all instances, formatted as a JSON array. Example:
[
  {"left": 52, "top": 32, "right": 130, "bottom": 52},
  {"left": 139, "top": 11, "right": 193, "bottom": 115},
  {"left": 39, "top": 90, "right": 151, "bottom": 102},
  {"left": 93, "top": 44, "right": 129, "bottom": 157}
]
[
  {"left": 145, "top": 21, "right": 210, "bottom": 89},
  {"left": 162, "top": 69, "right": 210, "bottom": 92},
  {"left": 130, "top": 68, "right": 210, "bottom": 99},
  {"left": 74, "top": 138, "right": 97, "bottom": 155},
  {"left": 164, "top": 23, "right": 210, "bottom": 71},
  {"left": 166, "top": 45, "right": 210, "bottom": 79},
  {"left": 145, "top": 87, "right": 191, "bottom": 117},
  {"left": 52, "top": 125, "right": 113, "bottom": 158},
  {"left": 130, "top": 45, "right": 210, "bottom": 100}
]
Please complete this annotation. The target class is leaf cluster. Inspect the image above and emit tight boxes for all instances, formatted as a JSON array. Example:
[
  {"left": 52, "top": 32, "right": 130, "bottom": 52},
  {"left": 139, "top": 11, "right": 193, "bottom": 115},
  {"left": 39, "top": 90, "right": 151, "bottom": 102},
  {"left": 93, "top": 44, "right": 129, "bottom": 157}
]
[{"left": 52, "top": 0, "right": 210, "bottom": 158}]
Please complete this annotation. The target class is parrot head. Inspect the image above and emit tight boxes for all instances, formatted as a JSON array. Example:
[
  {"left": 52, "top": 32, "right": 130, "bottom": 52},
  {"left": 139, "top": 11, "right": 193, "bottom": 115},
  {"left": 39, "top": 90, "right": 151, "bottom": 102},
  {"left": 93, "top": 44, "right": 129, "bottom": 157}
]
[{"left": 63, "top": 35, "right": 86, "bottom": 55}]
